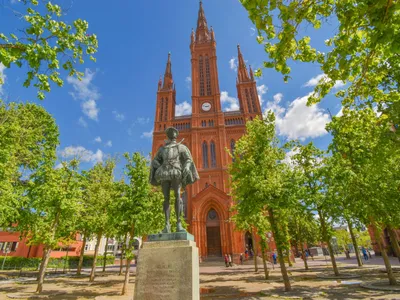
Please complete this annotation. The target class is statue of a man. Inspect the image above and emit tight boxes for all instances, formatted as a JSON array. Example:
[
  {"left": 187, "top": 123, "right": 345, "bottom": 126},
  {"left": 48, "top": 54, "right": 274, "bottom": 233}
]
[{"left": 150, "top": 127, "right": 199, "bottom": 233}]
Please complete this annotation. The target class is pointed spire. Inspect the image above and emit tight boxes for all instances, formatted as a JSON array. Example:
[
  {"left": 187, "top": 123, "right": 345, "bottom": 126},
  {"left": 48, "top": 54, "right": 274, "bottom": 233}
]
[
  {"left": 158, "top": 75, "right": 162, "bottom": 91},
  {"left": 196, "top": 0, "right": 210, "bottom": 43},
  {"left": 210, "top": 26, "right": 215, "bottom": 41},
  {"left": 237, "top": 44, "right": 250, "bottom": 82},
  {"left": 162, "top": 52, "right": 173, "bottom": 90},
  {"left": 249, "top": 65, "right": 254, "bottom": 81}
]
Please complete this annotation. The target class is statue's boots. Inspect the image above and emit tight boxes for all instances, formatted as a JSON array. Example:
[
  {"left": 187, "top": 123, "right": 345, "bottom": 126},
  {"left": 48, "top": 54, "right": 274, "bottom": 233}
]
[
  {"left": 162, "top": 223, "right": 171, "bottom": 233},
  {"left": 176, "top": 222, "right": 186, "bottom": 233}
]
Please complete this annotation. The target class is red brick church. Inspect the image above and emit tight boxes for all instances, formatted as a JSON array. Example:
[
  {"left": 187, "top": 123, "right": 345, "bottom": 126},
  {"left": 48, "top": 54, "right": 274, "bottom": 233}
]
[{"left": 151, "top": 2, "right": 263, "bottom": 260}]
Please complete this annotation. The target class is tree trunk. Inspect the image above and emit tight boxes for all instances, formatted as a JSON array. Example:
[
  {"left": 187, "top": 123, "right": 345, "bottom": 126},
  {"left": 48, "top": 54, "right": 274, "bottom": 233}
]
[
  {"left": 348, "top": 220, "right": 363, "bottom": 267},
  {"left": 122, "top": 226, "right": 135, "bottom": 295},
  {"left": 260, "top": 243, "right": 269, "bottom": 280},
  {"left": 63, "top": 245, "right": 69, "bottom": 273},
  {"left": 319, "top": 210, "right": 339, "bottom": 276},
  {"left": 119, "top": 233, "right": 127, "bottom": 276},
  {"left": 372, "top": 221, "right": 397, "bottom": 285},
  {"left": 269, "top": 208, "right": 291, "bottom": 291},
  {"left": 36, "top": 247, "right": 52, "bottom": 293},
  {"left": 89, "top": 231, "right": 102, "bottom": 282},
  {"left": 388, "top": 226, "right": 400, "bottom": 262},
  {"left": 77, "top": 235, "right": 87, "bottom": 276},
  {"left": 286, "top": 248, "right": 293, "bottom": 267},
  {"left": 103, "top": 237, "right": 108, "bottom": 272},
  {"left": 251, "top": 229, "right": 258, "bottom": 272},
  {"left": 300, "top": 243, "right": 308, "bottom": 270}
]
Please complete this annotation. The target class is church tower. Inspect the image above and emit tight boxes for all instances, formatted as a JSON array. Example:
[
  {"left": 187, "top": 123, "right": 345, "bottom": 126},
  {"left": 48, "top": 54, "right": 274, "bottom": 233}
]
[{"left": 152, "top": 1, "right": 263, "bottom": 262}]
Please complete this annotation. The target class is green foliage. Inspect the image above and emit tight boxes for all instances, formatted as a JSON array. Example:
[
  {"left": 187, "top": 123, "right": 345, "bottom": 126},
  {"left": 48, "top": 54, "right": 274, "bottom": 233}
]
[
  {"left": 0, "top": 0, "right": 98, "bottom": 99},
  {"left": 0, "top": 255, "right": 115, "bottom": 270},
  {"left": 0, "top": 101, "right": 59, "bottom": 227},
  {"left": 241, "top": 0, "right": 400, "bottom": 117}
]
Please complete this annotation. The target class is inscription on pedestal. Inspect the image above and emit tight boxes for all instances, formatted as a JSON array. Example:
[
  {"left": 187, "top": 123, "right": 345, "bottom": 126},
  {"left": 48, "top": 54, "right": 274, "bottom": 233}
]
[{"left": 134, "top": 240, "right": 199, "bottom": 300}]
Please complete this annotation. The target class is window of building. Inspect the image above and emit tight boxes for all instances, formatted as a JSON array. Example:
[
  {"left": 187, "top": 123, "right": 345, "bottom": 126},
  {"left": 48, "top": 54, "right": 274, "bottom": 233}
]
[
  {"left": 199, "top": 56, "right": 205, "bottom": 96},
  {"left": 208, "top": 120, "right": 214, "bottom": 127},
  {"left": 10, "top": 242, "right": 18, "bottom": 252},
  {"left": 250, "top": 88, "right": 257, "bottom": 113},
  {"left": 85, "top": 243, "right": 91, "bottom": 251},
  {"left": 210, "top": 141, "right": 217, "bottom": 168},
  {"left": 160, "top": 98, "right": 164, "bottom": 121},
  {"left": 202, "top": 141, "right": 209, "bottom": 168},
  {"left": 205, "top": 55, "right": 211, "bottom": 95},
  {"left": 245, "top": 89, "right": 252, "bottom": 113},
  {"left": 165, "top": 97, "right": 168, "bottom": 121},
  {"left": 107, "top": 245, "right": 115, "bottom": 252}
]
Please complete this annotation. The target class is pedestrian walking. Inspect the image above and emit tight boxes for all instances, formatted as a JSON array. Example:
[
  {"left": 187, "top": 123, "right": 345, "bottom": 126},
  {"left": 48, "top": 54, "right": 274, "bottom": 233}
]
[
  {"left": 361, "top": 247, "right": 368, "bottom": 261},
  {"left": 224, "top": 254, "right": 229, "bottom": 267},
  {"left": 228, "top": 254, "right": 233, "bottom": 267},
  {"left": 367, "top": 249, "right": 372, "bottom": 259},
  {"left": 245, "top": 249, "right": 248, "bottom": 260},
  {"left": 272, "top": 252, "right": 277, "bottom": 264},
  {"left": 239, "top": 253, "right": 244, "bottom": 265}
]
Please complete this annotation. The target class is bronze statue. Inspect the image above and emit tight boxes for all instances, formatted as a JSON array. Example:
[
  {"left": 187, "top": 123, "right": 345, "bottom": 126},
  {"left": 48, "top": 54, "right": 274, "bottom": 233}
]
[{"left": 150, "top": 127, "right": 199, "bottom": 233}]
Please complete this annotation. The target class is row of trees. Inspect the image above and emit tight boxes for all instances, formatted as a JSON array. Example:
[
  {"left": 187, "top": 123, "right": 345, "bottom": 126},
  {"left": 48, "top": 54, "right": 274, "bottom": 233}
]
[{"left": 0, "top": 99, "right": 166, "bottom": 293}]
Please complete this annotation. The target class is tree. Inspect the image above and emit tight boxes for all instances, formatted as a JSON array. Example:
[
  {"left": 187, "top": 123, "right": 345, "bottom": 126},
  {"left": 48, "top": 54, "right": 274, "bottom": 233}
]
[
  {"left": 292, "top": 143, "right": 341, "bottom": 276},
  {"left": 240, "top": 0, "right": 399, "bottom": 119},
  {"left": 18, "top": 159, "right": 83, "bottom": 293},
  {"left": 117, "top": 153, "right": 165, "bottom": 295},
  {"left": 0, "top": 0, "right": 98, "bottom": 100},
  {"left": 287, "top": 205, "right": 319, "bottom": 271},
  {"left": 327, "top": 107, "right": 399, "bottom": 285},
  {"left": 82, "top": 159, "right": 117, "bottom": 282},
  {"left": 229, "top": 113, "right": 295, "bottom": 291},
  {"left": 0, "top": 101, "right": 59, "bottom": 227}
]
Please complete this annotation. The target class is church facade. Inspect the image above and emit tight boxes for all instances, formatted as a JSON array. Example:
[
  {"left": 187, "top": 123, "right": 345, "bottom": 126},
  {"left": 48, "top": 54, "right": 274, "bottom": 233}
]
[{"left": 151, "top": 2, "right": 262, "bottom": 260}]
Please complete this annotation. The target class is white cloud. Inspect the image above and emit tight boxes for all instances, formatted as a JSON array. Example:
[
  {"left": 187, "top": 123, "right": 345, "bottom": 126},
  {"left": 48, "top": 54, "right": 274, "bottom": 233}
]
[
  {"left": 176, "top": 101, "right": 192, "bottom": 116},
  {"left": 94, "top": 136, "right": 102, "bottom": 143},
  {"left": 336, "top": 107, "right": 343, "bottom": 117},
  {"left": 282, "top": 147, "right": 300, "bottom": 168},
  {"left": 273, "top": 93, "right": 283, "bottom": 103},
  {"left": 229, "top": 58, "right": 237, "bottom": 72},
  {"left": 67, "top": 69, "right": 100, "bottom": 120},
  {"left": 265, "top": 92, "right": 330, "bottom": 141},
  {"left": 60, "top": 146, "right": 103, "bottom": 164},
  {"left": 112, "top": 110, "right": 125, "bottom": 122},
  {"left": 136, "top": 117, "right": 150, "bottom": 125},
  {"left": 105, "top": 140, "right": 112, "bottom": 147},
  {"left": 82, "top": 99, "right": 99, "bottom": 120},
  {"left": 78, "top": 117, "right": 88, "bottom": 128},
  {"left": 185, "top": 76, "right": 191, "bottom": 90},
  {"left": 141, "top": 130, "right": 153, "bottom": 139},
  {"left": 221, "top": 91, "right": 239, "bottom": 112},
  {"left": 257, "top": 84, "right": 268, "bottom": 105},
  {"left": 304, "top": 73, "right": 345, "bottom": 89},
  {"left": 0, "top": 63, "right": 6, "bottom": 95}
]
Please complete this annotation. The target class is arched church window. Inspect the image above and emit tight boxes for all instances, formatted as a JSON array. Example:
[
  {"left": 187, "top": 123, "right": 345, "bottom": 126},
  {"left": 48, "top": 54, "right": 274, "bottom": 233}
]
[
  {"left": 160, "top": 98, "right": 164, "bottom": 121},
  {"left": 205, "top": 55, "right": 211, "bottom": 96},
  {"left": 199, "top": 56, "right": 205, "bottom": 96},
  {"left": 207, "top": 209, "right": 218, "bottom": 221},
  {"left": 165, "top": 97, "right": 168, "bottom": 121},
  {"left": 210, "top": 141, "right": 216, "bottom": 168},
  {"left": 250, "top": 88, "right": 257, "bottom": 113},
  {"left": 202, "top": 141, "right": 209, "bottom": 168},
  {"left": 245, "top": 89, "right": 252, "bottom": 113}
]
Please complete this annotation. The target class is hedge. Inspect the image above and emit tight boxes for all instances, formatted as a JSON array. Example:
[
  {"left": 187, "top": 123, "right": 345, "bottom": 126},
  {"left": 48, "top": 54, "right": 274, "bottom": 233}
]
[{"left": 0, "top": 254, "right": 115, "bottom": 271}]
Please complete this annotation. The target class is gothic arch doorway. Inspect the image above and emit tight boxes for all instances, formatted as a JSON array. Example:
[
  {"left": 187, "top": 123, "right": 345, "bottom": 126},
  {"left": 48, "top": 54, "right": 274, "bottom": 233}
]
[
  {"left": 245, "top": 231, "right": 253, "bottom": 251},
  {"left": 206, "top": 209, "right": 222, "bottom": 256}
]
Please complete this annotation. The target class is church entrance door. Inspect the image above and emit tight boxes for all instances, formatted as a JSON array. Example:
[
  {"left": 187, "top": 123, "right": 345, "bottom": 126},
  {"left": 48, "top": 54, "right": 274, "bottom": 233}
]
[{"left": 206, "top": 209, "right": 222, "bottom": 256}]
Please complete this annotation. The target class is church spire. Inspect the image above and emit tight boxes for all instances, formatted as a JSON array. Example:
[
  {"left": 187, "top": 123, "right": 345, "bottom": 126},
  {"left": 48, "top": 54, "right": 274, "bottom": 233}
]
[
  {"left": 237, "top": 44, "right": 250, "bottom": 82},
  {"left": 196, "top": 0, "right": 210, "bottom": 43},
  {"left": 162, "top": 52, "right": 173, "bottom": 90}
]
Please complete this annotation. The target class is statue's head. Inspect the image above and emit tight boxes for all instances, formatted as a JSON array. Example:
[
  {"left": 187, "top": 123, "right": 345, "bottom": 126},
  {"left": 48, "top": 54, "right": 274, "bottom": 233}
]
[{"left": 165, "top": 127, "right": 179, "bottom": 141}]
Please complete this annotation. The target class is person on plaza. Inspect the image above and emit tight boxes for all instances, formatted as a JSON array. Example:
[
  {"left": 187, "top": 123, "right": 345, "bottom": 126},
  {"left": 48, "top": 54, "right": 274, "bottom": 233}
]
[
  {"left": 367, "top": 249, "right": 372, "bottom": 259},
  {"left": 245, "top": 249, "right": 249, "bottom": 260},
  {"left": 228, "top": 254, "right": 233, "bottom": 267},
  {"left": 272, "top": 252, "right": 277, "bottom": 264},
  {"left": 224, "top": 254, "right": 229, "bottom": 267},
  {"left": 361, "top": 247, "right": 368, "bottom": 261},
  {"left": 239, "top": 253, "right": 244, "bottom": 265},
  {"left": 249, "top": 248, "right": 253, "bottom": 258}
]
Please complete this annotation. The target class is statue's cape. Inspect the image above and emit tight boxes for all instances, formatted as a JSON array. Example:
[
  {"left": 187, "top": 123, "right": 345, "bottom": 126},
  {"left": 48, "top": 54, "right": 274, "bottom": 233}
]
[{"left": 149, "top": 141, "right": 199, "bottom": 187}]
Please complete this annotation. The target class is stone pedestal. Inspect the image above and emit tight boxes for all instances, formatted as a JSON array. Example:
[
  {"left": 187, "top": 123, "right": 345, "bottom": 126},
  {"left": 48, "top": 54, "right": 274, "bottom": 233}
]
[{"left": 134, "top": 234, "right": 199, "bottom": 300}]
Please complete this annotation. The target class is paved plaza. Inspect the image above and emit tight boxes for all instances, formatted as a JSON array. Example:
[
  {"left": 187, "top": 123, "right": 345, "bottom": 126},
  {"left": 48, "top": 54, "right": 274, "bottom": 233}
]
[{"left": 0, "top": 254, "right": 399, "bottom": 299}]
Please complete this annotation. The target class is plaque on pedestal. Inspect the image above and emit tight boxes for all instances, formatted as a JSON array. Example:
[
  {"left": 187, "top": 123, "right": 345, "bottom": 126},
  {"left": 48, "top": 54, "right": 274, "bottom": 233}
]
[{"left": 134, "top": 235, "right": 199, "bottom": 300}]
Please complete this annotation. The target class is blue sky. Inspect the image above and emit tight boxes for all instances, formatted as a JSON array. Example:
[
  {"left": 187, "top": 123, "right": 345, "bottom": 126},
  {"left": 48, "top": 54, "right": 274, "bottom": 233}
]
[{"left": 0, "top": 0, "right": 343, "bottom": 174}]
